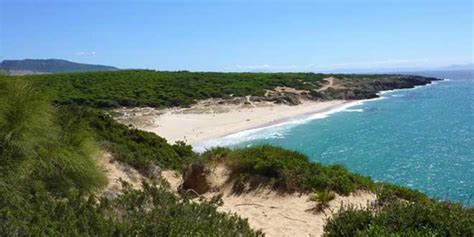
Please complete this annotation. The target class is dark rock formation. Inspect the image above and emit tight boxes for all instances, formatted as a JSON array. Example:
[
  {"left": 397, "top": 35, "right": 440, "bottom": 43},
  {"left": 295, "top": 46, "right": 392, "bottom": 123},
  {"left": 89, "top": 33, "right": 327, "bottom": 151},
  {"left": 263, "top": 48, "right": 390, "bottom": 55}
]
[
  {"left": 312, "top": 75, "right": 439, "bottom": 101},
  {"left": 181, "top": 163, "right": 210, "bottom": 194}
]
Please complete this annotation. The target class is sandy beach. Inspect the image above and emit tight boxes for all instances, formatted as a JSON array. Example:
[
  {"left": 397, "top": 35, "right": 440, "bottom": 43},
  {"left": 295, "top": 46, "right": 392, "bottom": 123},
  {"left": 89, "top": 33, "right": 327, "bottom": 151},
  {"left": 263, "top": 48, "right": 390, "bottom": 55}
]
[{"left": 114, "top": 99, "right": 350, "bottom": 146}]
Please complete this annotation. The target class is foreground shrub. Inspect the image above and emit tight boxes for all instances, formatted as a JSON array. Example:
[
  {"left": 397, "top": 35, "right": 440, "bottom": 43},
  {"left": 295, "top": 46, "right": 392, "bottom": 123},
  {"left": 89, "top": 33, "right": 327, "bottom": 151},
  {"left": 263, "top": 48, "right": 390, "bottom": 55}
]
[
  {"left": 224, "top": 145, "right": 373, "bottom": 195},
  {"left": 1, "top": 181, "right": 263, "bottom": 236},
  {"left": 0, "top": 77, "right": 106, "bottom": 195},
  {"left": 324, "top": 201, "right": 474, "bottom": 236},
  {"left": 311, "top": 189, "right": 336, "bottom": 212}
]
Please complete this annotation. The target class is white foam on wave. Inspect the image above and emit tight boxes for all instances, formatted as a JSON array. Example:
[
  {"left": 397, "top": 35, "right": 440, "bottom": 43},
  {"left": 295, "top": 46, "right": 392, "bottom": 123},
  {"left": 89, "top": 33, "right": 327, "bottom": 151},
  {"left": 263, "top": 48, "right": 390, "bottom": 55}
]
[
  {"left": 193, "top": 100, "right": 373, "bottom": 152},
  {"left": 345, "top": 108, "right": 364, "bottom": 112},
  {"left": 193, "top": 80, "right": 444, "bottom": 152}
]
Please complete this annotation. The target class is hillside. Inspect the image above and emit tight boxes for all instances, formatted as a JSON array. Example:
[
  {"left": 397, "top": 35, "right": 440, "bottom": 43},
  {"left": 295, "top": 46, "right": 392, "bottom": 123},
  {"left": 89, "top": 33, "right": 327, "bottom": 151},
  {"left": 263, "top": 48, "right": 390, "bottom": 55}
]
[
  {"left": 1, "top": 72, "right": 472, "bottom": 236},
  {"left": 21, "top": 70, "right": 438, "bottom": 108},
  {"left": 0, "top": 59, "right": 118, "bottom": 75}
]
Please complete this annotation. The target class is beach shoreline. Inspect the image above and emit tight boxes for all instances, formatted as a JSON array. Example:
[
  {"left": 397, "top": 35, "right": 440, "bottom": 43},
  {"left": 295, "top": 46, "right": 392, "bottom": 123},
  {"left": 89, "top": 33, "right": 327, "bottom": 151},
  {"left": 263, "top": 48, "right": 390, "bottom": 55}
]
[{"left": 114, "top": 99, "right": 352, "bottom": 147}]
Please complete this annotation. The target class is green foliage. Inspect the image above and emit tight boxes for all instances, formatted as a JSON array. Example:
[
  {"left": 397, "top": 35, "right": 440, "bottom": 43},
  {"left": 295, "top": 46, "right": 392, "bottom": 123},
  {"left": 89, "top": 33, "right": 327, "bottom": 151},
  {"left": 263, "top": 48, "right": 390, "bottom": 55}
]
[
  {"left": 376, "top": 182, "right": 431, "bottom": 205},
  {"left": 323, "top": 207, "right": 373, "bottom": 237},
  {"left": 323, "top": 201, "right": 474, "bottom": 236},
  {"left": 311, "top": 189, "right": 336, "bottom": 212},
  {"left": 22, "top": 70, "right": 330, "bottom": 108},
  {"left": 58, "top": 105, "right": 194, "bottom": 171},
  {"left": 0, "top": 78, "right": 261, "bottom": 236},
  {"left": 223, "top": 145, "right": 373, "bottom": 195},
  {"left": 311, "top": 189, "right": 336, "bottom": 206},
  {"left": 0, "top": 77, "right": 106, "bottom": 195},
  {"left": 1, "top": 181, "right": 263, "bottom": 236},
  {"left": 18, "top": 70, "right": 436, "bottom": 108},
  {"left": 0, "top": 72, "right": 457, "bottom": 236}
]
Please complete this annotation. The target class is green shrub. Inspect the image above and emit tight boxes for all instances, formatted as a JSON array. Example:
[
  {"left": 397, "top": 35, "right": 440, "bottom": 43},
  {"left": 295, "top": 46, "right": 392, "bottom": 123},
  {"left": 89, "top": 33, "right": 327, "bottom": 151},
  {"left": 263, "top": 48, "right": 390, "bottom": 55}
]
[
  {"left": 323, "top": 207, "right": 374, "bottom": 237},
  {"left": 311, "top": 189, "right": 336, "bottom": 212},
  {"left": 0, "top": 77, "right": 106, "bottom": 195},
  {"left": 0, "top": 77, "right": 262, "bottom": 236},
  {"left": 324, "top": 201, "right": 474, "bottom": 236},
  {"left": 376, "top": 182, "right": 431, "bottom": 205},
  {"left": 58, "top": 106, "right": 194, "bottom": 171},
  {"left": 1, "top": 181, "right": 263, "bottom": 236},
  {"left": 223, "top": 145, "right": 373, "bottom": 195}
]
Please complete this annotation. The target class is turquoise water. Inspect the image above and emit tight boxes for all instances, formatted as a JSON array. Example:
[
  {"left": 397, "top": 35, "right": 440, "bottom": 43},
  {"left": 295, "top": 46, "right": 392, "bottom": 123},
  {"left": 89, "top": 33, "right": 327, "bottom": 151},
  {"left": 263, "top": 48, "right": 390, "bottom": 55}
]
[{"left": 200, "top": 70, "right": 474, "bottom": 204}]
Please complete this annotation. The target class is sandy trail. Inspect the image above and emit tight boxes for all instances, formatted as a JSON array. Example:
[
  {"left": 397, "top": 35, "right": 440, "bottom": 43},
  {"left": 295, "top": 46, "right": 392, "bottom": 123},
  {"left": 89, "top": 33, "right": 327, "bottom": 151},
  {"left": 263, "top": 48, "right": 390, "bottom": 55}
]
[
  {"left": 215, "top": 190, "right": 375, "bottom": 237},
  {"left": 166, "top": 165, "right": 376, "bottom": 237},
  {"left": 317, "top": 77, "right": 335, "bottom": 91}
]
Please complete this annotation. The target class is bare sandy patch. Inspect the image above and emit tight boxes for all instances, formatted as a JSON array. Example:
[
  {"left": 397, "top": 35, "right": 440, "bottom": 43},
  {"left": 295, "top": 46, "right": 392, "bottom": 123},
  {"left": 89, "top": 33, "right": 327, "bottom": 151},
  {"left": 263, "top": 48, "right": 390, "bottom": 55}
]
[{"left": 95, "top": 152, "right": 142, "bottom": 194}]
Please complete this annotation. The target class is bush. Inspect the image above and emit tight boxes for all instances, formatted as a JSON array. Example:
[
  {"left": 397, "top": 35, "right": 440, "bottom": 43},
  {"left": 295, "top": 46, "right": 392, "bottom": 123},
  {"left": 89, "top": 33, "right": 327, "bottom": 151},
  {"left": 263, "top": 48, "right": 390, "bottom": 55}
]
[
  {"left": 323, "top": 201, "right": 474, "bottom": 236},
  {"left": 376, "top": 182, "right": 431, "bottom": 205},
  {"left": 58, "top": 106, "right": 194, "bottom": 171},
  {"left": 1, "top": 181, "right": 263, "bottom": 236},
  {"left": 0, "top": 77, "right": 262, "bottom": 236},
  {"left": 224, "top": 145, "right": 373, "bottom": 195},
  {"left": 323, "top": 207, "right": 373, "bottom": 237},
  {"left": 0, "top": 77, "right": 106, "bottom": 196},
  {"left": 311, "top": 189, "right": 336, "bottom": 212}
]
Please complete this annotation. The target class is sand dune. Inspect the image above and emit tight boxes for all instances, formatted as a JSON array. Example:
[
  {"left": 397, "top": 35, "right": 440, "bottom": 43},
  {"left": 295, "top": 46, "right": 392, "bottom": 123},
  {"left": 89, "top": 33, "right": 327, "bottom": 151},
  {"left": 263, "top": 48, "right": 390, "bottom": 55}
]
[{"left": 166, "top": 164, "right": 376, "bottom": 237}]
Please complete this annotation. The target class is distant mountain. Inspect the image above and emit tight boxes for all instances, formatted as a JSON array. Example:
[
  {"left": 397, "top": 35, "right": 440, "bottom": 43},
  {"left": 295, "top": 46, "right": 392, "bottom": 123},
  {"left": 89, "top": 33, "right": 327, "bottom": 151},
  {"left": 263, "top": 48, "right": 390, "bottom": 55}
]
[
  {"left": 0, "top": 59, "right": 118, "bottom": 75},
  {"left": 440, "top": 63, "right": 473, "bottom": 71}
]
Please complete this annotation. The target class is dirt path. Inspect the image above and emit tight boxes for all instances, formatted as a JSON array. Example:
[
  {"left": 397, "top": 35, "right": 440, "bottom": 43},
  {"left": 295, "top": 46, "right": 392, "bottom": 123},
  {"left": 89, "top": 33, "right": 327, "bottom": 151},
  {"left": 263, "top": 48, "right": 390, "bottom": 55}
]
[
  {"left": 169, "top": 164, "right": 376, "bottom": 237},
  {"left": 317, "top": 77, "right": 336, "bottom": 91}
]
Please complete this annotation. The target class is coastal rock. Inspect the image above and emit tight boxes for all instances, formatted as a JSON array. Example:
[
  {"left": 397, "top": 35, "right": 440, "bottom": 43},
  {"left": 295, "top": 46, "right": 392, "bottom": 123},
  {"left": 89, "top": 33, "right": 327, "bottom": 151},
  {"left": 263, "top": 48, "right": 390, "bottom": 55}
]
[
  {"left": 249, "top": 96, "right": 265, "bottom": 102},
  {"left": 142, "top": 164, "right": 161, "bottom": 179}
]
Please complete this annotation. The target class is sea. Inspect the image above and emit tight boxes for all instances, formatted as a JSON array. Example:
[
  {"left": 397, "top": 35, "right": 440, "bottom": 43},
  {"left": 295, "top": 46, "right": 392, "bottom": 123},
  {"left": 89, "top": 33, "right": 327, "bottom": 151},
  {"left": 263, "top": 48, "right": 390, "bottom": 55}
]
[{"left": 197, "top": 70, "right": 473, "bottom": 205}]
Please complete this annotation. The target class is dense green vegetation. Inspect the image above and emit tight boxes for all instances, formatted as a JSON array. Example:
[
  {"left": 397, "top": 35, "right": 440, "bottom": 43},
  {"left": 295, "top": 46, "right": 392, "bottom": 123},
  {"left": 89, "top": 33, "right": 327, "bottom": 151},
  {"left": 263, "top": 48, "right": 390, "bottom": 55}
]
[
  {"left": 324, "top": 201, "right": 474, "bottom": 236},
  {"left": 58, "top": 105, "right": 194, "bottom": 171},
  {"left": 22, "top": 70, "right": 329, "bottom": 108},
  {"left": 1, "top": 72, "right": 469, "bottom": 236},
  {"left": 202, "top": 145, "right": 374, "bottom": 195},
  {"left": 19, "top": 70, "right": 436, "bottom": 109},
  {"left": 0, "top": 77, "right": 106, "bottom": 196},
  {"left": 0, "top": 77, "right": 260, "bottom": 236},
  {"left": 2, "top": 180, "right": 261, "bottom": 236},
  {"left": 201, "top": 145, "right": 436, "bottom": 204}
]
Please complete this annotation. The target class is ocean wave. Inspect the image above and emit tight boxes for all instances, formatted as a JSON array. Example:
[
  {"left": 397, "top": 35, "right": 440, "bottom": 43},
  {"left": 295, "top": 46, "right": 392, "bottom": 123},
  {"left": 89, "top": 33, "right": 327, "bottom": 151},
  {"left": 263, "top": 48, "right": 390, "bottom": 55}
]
[
  {"left": 194, "top": 101, "right": 372, "bottom": 152},
  {"left": 345, "top": 108, "right": 364, "bottom": 112},
  {"left": 194, "top": 82, "right": 440, "bottom": 152}
]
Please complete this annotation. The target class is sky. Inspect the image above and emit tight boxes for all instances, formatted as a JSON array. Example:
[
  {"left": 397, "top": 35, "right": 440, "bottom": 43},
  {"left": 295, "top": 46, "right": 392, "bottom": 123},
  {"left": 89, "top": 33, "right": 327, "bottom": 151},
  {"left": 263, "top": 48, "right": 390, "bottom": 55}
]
[{"left": 1, "top": 0, "right": 473, "bottom": 72}]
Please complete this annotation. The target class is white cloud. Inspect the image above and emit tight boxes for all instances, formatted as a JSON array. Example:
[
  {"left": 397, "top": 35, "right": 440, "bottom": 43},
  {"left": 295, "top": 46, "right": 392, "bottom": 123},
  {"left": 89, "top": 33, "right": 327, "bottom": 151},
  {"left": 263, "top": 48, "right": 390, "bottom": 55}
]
[
  {"left": 236, "top": 64, "right": 271, "bottom": 70},
  {"left": 75, "top": 51, "right": 96, "bottom": 56}
]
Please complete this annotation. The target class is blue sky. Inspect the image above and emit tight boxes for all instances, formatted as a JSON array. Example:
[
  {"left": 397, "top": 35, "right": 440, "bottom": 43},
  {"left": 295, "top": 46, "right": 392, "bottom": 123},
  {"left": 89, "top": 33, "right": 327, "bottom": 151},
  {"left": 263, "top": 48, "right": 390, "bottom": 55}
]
[{"left": 1, "top": 0, "right": 472, "bottom": 72}]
